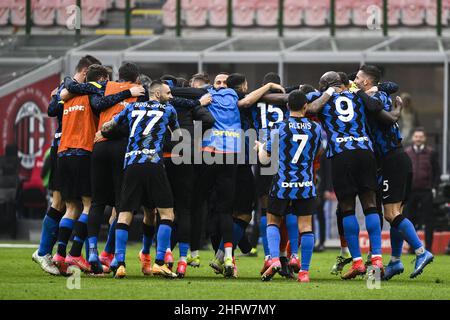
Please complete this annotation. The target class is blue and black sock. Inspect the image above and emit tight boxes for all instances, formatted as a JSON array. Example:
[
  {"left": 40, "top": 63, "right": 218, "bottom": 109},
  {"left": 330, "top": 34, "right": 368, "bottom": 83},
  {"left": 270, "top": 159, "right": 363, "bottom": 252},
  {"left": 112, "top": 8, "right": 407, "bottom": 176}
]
[
  {"left": 38, "top": 207, "right": 63, "bottom": 256},
  {"left": 364, "top": 208, "right": 382, "bottom": 256},
  {"left": 392, "top": 214, "right": 423, "bottom": 252},
  {"left": 342, "top": 213, "right": 361, "bottom": 259},
  {"left": 142, "top": 222, "right": 155, "bottom": 255},
  {"left": 300, "top": 232, "right": 315, "bottom": 271},
  {"left": 286, "top": 213, "right": 299, "bottom": 257},
  {"left": 266, "top": 224, "right": 281, "bottom": 259},
  {"left": 260, "top": 210, "right": 270, "bottom": 256},
  {"left": 104, "top": 218, "right": 117, "bottom": 254},
  {"left": 69, "top": 213, "right": 89, "bottom": 257},
  {"left": 56, "top": 217, "right": 75, "bottom": 257},
  {"left": 115, "top": 223, "right": 129, "bottom": 266},
  {"left": 156, "top": 220, "right": 172, "bottom": 265}
]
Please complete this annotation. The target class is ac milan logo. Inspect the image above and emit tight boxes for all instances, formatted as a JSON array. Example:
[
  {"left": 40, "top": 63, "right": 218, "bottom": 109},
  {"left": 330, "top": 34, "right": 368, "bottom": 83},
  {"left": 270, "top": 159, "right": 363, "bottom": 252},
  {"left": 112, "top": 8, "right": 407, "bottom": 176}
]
[{"left": 15, "top": 101, "right": 46, "bottom": 170}]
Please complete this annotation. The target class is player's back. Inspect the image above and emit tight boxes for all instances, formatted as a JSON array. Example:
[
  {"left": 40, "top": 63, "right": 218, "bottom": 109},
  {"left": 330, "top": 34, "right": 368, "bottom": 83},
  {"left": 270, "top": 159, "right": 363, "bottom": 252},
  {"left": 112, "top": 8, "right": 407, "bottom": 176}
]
[
  {"left": 308, "top": 90, "right": 373, "bottom": 158},
  {"left": 116, "top": 100, "right": 178, "bottom": 166},
  {"left": 269, "top": 116, "right": 322, "bottom": 199},
  {"left": 366, "top": 91, "right": 402, "bottom": 157}
]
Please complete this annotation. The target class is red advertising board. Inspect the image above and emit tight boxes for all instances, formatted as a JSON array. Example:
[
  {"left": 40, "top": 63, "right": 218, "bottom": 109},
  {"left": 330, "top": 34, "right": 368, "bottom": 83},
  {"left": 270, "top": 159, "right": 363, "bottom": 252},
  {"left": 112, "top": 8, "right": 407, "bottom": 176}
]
[{"left": 0, "top": 74, "right": 60, "bottom": 178}]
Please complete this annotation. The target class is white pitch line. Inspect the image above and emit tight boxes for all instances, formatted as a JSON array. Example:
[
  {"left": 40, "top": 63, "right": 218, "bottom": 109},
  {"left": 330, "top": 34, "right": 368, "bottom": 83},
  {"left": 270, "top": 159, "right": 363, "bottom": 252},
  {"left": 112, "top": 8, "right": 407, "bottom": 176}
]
[{"left": 0, "top": 244, "right": 38, "bottom": 248}]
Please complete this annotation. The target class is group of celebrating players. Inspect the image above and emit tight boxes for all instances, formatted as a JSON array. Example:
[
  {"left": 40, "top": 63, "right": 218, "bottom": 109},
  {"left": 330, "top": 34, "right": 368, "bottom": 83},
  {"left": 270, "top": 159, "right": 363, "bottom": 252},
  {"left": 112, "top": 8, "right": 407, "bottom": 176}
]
[{"left": 31, "top": 54, "right": 434, "bottom": 283}]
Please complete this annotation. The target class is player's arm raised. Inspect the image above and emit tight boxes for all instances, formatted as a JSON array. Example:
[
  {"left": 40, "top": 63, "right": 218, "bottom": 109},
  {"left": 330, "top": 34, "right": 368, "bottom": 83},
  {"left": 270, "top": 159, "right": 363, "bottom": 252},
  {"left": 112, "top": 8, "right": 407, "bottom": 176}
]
[
  {"left": 238, "top": 83, "right": 285, "bottom": 108},
  {"left": 306, "top": 87, "right": 335, "bottom": 114},
  {"left": 90, "top": 85, "right": 145, "bottom": 114},
  {"left": 375, "top": 96, "right": 403, "bottom": 125}
]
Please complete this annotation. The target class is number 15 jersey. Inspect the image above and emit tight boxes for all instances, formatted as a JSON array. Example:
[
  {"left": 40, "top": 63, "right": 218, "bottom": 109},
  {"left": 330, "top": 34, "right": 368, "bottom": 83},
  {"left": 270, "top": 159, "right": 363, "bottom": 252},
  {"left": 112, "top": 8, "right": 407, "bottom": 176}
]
[
  {"left": 265, "top": 116, "right": 322, "bottom": 200},
  {"left": 113, "top": 100, "right": 179, "bottom": 168},
  {"left": 307, "top": 91, "right": 373, "bottom": 158}
]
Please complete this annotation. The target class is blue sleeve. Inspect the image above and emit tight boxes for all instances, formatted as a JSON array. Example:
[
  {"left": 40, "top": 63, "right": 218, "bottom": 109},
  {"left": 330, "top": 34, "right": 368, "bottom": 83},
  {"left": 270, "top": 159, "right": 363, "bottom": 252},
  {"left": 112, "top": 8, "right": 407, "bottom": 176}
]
[
  {"left": 168, "top": 106, "right": 180, "bottom": 131},
  {"left": 378, "top": 81, "right": 399, "bottom": 95},
  {"left": 47, "top": 83, "right": 64, "bottom": 117},
  {"left": 306, "top": 91, "right": 321, "bottom": 103},
  {"left": 265, "top": 127, "right": 278, "bottom": 154},
  {"left": 89, "top": 89, "right": 132, "bottom": 114},
  {"left": 64, "top": 77, "right": 106, "bottom": 95},
  {"left": 113, "top": 104, "right": 130, "bottom": 125},
  {"left": 170, "top": 96, "right": 200, "bottom": 110}
]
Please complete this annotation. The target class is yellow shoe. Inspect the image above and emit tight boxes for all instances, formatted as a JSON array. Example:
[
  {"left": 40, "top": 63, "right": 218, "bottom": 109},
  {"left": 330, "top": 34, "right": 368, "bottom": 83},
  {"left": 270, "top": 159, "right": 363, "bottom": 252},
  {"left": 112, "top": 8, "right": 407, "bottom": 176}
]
[
  {"left": 152, "top": 263, "right": 177, "bottom": 278},
  {"left": 114, "top": 265, "right": 126, "bottom": 279},
  {"left": 187, "top": 255, "right": 200, "bottom": 268},
  {"left": 138, "top": 251, "right": 152, "bottom": 276}
]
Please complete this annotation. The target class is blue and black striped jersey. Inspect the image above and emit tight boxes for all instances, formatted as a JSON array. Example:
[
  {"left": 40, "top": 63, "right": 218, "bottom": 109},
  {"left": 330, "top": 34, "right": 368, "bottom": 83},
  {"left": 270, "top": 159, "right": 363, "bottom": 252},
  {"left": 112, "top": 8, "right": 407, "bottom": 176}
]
[
  {"left": 113, "top": 100, "right": 179, "bottom": 168},
  {"left": 366, "top": 91, "right": 402, "bottom": 156},
  {"left": 307, "top": 91, "right": 373, "bottom": 158},
  {"left": 265, "top": 116, "right": 322, "bottom": 200},
  {"left": 252, "top": 102, "right": 288, "bottom": 133},
  {"left": 47, "top": 82, "right": 65, "bottom": 148}
]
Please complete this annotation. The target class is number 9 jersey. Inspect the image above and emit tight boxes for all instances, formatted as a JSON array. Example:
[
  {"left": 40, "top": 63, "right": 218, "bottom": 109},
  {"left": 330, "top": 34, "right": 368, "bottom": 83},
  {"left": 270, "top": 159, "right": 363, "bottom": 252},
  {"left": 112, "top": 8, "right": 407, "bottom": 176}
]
[
  {"left": 113, "top": 100, "right": 179, "bottom": 168},
  {"left": 307, "top": 91, "right": 373, "bottom": 158},
  {"left": 265, "top": 116, "right": 322, "bottom": 200}
]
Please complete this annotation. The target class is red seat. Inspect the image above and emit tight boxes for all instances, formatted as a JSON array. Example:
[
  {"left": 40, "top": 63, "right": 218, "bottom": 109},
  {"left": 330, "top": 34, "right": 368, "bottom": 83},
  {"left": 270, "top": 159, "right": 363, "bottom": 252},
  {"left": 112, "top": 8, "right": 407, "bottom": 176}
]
[
  {"left": 401, "top": 0, "right": 425, "bottom": 26},
  {"left": 81, "top": 0, "right": 107, "bottom": 27},
  {"left": 352, "top": 0, "right": 383, "bottom": 26},
  {"left": 335, "top": 0, "right": 352, "bottom": 26},
  {"left": 33, "top": 0, "right": 57, "bottom": 26},
  {"left": 162, "top": 0, "right": 176, "bottom": 27},
  {"left": 425, "top": 0, "right": 450, "bottom": 26},
  {"left": 283, "top": 0, "right": 304, "bottom": 27},
  {"left": 209, "top": 0, "right": 228, "bottom": 27},
  {"left": 11, "top": 0, "right": 26, "bottom": 26},
  {"left": 56, "top": 0, "right": 75, "bottom": 26},
  {"left": 182, "top": 0, "right": 208, "bottom": 27},
  {"left": 256, "top": 0, "right": 278, "bottom": 27},
  {"left": 0, "top": 0, "right": 11, "bottom": 26},
  {"left": 233, "top": 0, "right": 256, "bottom": 27},
  {"left": 304, "top": 0, "right": 328, "bottom": 27}
]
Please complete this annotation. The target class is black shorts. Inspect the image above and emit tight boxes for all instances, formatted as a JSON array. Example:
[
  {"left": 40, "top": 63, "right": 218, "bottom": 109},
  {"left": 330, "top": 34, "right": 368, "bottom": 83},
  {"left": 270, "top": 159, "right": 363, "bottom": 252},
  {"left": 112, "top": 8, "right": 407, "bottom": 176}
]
[
  {"left": 268, "top": 196, "right": 318, "bottom": 217},
  {"left": 381, "top": 147, "right": 412, "bottom": 204},
  {"left": 331, "top": 149, "right": 377, "bottom": 201},
  {"left": 48, "top": 145, "right": 62, "bottom": 192},
  {"left": 255, "top": 163, "right": 273, "bottom": 197},
  {"left": 233, "top": 165, "right": 255, "bottom": 214},
  {"left": 58, "top": 155, "right": 91, "bottom": 201},
  {"left": 119, "top": 162, "right": 173, "bottom": 212},
  {"left": 91, "top": 139, "right": 127, "bottom": 210}
]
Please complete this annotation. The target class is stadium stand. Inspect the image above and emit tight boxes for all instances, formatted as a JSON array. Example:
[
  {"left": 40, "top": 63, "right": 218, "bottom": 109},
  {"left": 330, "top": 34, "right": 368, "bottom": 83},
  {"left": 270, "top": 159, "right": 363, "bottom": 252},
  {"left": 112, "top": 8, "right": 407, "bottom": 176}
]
[
  {"left": 209, "top": 0, "right": 228, "bottom": 27},
  {"left": 182, "top": 0, "right": 208, "bottom": 27},
  {"left": 233, "top": 0, "right": 256, "bottom": 27},
  {"left": 283, "top": 0, "right": 303, "bottom": 27},
  {"left": 255, "top": 0, "right": 279, "bottom": 27}
]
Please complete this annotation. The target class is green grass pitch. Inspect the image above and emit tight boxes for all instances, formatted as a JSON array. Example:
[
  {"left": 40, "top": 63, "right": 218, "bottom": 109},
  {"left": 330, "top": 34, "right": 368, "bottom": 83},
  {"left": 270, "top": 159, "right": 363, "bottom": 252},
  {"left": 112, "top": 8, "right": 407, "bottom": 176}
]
[{"left": 0, "top": 242, "right": 449, "bottom": 300}]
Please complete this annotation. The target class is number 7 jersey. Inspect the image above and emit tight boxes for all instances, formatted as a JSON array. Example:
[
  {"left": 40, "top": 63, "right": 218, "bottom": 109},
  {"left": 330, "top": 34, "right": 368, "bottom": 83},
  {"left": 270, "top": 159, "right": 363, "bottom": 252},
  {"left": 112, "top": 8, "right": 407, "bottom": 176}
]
[
  {"left": 265, "top": 116, "right": 322, "bottom": 200},
  {"left": 113, "top": 100, "right": 179, "bottom": 168},
  {"left": 306, "top": 90, "right": 373, "bottom": 158}
]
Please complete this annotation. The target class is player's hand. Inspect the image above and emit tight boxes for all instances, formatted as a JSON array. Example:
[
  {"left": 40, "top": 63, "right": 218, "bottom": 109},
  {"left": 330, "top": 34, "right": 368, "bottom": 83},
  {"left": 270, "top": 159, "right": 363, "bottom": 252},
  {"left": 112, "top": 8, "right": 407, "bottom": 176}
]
[
  {"left": 94, "top": 131, "right": 104, "bottom": 143},
  {"left": 199, "top": 94, "right": 212, "bottom": 106},
  {"left": 130, "top": 85, "right": 145, "bottom": 97},
  {"left": 254, "top": 140, "right": 265, "bottom": 152},
  {"left": 50, "top": 88, "right": 58, "bottom": 96},
  {"left": 366, "top": 86, "right": 379, "bottom": 95},
  {"left": 59, "top": 88, "right": 74, "bottom": 101},
  {"left": 269, "top": 83, "right": 286, "bottom": 93},
  {"left": 395, "top": 96, "right": 403, "bottom": 112}
]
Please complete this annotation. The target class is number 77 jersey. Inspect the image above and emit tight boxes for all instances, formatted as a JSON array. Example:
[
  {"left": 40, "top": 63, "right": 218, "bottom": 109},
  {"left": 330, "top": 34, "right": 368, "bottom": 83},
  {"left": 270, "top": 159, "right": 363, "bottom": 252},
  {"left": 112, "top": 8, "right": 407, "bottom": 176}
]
[
  {"left": 113, "top": 100, "right": 179, "bottom": 168},
  {"left": 306, "top": 90, "right": 373, "bottom": 158},
  {"left": 265, "top": 116, "right": 322, "bottom": 200}
]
